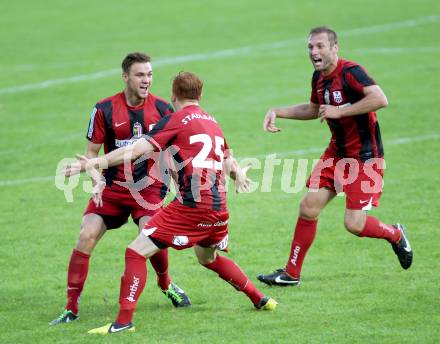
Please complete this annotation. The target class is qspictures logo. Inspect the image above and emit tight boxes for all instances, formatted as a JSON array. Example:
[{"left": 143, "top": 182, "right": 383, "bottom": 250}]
[{"left": 56, "top": 136, "right": 385, "bottom": 206}]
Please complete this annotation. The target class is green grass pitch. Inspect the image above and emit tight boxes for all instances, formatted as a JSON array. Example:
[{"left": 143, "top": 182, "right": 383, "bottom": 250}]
[{"left": 1, "top": 0, "right": 439, "bottom": 343}]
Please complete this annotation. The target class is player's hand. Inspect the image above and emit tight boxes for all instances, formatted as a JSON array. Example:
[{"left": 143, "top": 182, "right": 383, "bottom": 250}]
[
  {"left": 63, "top": 154, "right": 91, "bottom": 176},
  {"left": 63, "top": 162, "right": 81, "bottom": 176},
  {"left": 318, "top": 105, "right": 341, "bottom": 122},
  {"left": 92, "top": 179, "right": 105, "bottom": 207},
  {"left": 235, "top": 165, "right": 252, "bottom": 193},
  {"left": 75, "top": 154, "right": 91, "bottom": 168},
  {"left": 80, "top": 155, "right": 105, "bottom": 206},
  {"left": 263, "top": 109, "right": 281, "bottom": 132},
  {"left": 82, "top": 155, "right": 106, "bottom": 207},
  {"left": 63, "top": 159, "right": 83, "bottom": 177}
]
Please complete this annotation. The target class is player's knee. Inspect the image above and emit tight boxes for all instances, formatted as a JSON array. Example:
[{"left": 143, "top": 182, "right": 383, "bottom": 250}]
[
  {"left": 299, "top": 199, "right": 320, "bottom": 220},
  {"left": 344, "top": 217, "right": 363, "bottom": 235},
  {"left": 197, "top": 251, "right": 217, "bottom": 266},
  {"left": 76, "top": 225, "right": 101, "bottom": 252},
  {"left": 198, "top": 256, "right": 216, "bottom": 266},
  {"left": 194, "top": 245, "right": 217, "bottom": 266}
]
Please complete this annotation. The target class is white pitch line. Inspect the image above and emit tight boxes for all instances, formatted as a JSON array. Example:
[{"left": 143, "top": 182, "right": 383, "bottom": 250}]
[
  {"left": 348, "top": 47, "right": 440, "bottom": 55},
  {"left": 1, "top": 133, "right": 439, "bottom": 187},
  {"left": 0, "top": 69, "right": 120, "bottom": 95},
  {"left": 341, "top": 15, "right": 440, "bottom": 36},
  {"left": 0, "top": 176, "right": 54, "bottom": 186},
  {"left": 0, "top": 15, "right": 438, "bottom": 95}
]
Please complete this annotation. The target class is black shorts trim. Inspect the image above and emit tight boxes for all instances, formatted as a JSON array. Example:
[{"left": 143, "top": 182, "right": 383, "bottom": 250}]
[
  {"left": 99, "top": 214, "right": 128, "bottom": 230},
  {"left": 149, "top": 236, "right": 169, "bottom": 249}
]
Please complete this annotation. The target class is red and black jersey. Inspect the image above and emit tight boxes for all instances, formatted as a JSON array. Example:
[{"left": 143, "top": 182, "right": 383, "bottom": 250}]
[
  {"left": 146, "top": 104, "right": 228, "bottom": 211},
  {"left": 310, "top": 58, "right": 384, "bottom": 161},
  {"left": 86, "top": 91, "right": 174, "bottom": 194}
]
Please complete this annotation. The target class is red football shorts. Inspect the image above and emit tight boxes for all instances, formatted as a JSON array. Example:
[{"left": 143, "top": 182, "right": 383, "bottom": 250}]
[
  {"left": 306, "top": 149, "right": 384, "bottom": 210},
  {"left": 84, "top": 183, "right": 165, "bottom": 229},
  {"left": 143, "top": 200, "right": 229, "bottom": 251}
]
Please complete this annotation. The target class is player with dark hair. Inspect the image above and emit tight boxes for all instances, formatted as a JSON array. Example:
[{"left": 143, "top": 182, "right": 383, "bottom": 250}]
[
  {"left": 50, "top": 53, "right": 191, "bottom": 326},
  {"left": 66, "top": 71, "right": 277, "bottom": 334},
  {"left": 257, "top": 26, "right": 413, "bottom": 287}
]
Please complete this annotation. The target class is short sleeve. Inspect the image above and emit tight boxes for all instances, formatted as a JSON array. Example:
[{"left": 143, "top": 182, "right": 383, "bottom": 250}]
[
  {"left": 344, "top": 65, "right": 376, "bottom": 94},
  {"left": 86, "top": 105, "right": 106, "bottom": 143},
  {"left": 310, "top": 71, "right": 320, "bottom": 104},
  {"left": 165, "top": 103, "right": 175, "bottom": 115},
  {"left": 147, "top": 115, "right": 179, "bottom": 150},
  {"left": 154, "top": 98, "right": 175, "bottom": 117}
]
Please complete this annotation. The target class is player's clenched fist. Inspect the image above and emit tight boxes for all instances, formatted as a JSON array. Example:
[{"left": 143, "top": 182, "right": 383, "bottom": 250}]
[{"left": 318, "top": 105, "right": 341, "bottom": 122}]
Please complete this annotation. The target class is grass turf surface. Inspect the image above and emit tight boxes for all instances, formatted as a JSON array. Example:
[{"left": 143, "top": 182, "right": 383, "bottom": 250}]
[{"left": 1, "top": 1, "right": 439, "bottom": 343}]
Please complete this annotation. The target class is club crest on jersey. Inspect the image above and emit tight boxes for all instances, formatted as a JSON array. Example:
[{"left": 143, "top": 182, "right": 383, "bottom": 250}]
[
  {"left": 324, "top": 89, "right": 330, "bottom": 105},
  {"left": 333, "top": 91, "right": 343, "bottom": 104},
  {"left": 133, "top": 122, "right": 143, "bottom": 138}
]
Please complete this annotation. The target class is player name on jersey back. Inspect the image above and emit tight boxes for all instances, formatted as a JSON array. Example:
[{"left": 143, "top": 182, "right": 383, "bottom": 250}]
[{"left": 182, "top": 113, "right": 217, "bottom": 125}]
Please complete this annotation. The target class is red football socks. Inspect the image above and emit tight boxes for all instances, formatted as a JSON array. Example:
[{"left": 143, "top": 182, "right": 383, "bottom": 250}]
[
  {"left": 359, "top": 216, "right": 401, "bottom": 243},
  {"left": 116, "top": 248, "right": 147, "bottom": 325},
  {"left": 149, "top": 248, "right": 171, "bottom": 291},
  {"left": 285, "top": 217, "right": 318, "bottom": 279},
  {"left": 65, "top": 249, "right": 90, "bottom": 315},
  {"left": 203, "top": 255, "right": 264, "bottom": 306}
]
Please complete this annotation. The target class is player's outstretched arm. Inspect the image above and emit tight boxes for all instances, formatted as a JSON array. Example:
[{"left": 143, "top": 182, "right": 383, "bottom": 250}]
[
  {"left": 63, "top": 138, "right": 155, "bottom": 176},
  {"left": 263, "top": 102, "right": 319, "bottom": 132},
  {"left": 91, "top": 137, "right": 154, "bottom": 168}
]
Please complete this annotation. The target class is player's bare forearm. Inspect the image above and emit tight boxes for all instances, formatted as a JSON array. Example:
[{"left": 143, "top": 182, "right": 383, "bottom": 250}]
[
  {"left": 224, "top": 156, "right": 242, "bottom": 180},
  {"left": 224, "top": 156, "right": 239, "bottom": 180},
  {"left": 274, "top": 103, "right": 319, "bottom": 120},
  {"left": 263, "top": 102, "right": 318, "bottom": 132},
  {"left": 223, "top": 156, "right": 251, "bottom": 193},
  {"left": 86, "top": 142, "right": 101, "bottom": 159},
  {"left": 340, "top": 86, "right": 388, "bottom": 117},
  {"left": 90, "top": 138, "right": 154, "bottom": 169},
  {"left": 224, "top": 155, "right": 248, "bottom": 181},
  {"left": 85, "top": 142, "right": 102, "bottom": 185},
  {"left": 319, "top": 86, "right": 388, "bottom": 121}
]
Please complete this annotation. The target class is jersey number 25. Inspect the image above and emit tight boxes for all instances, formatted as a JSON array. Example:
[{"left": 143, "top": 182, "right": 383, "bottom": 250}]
[{"left": 190, "top": 134, "right": 224, "bottom": 170}]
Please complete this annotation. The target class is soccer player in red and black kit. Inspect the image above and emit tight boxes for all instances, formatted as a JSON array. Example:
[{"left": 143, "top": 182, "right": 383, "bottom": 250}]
[
  {"left": 66, "top": 71, "right": 277, "bottom": 334},
  {"left": 257, "top": 27, "right": 413, "bottom": 287},
  {"left": 50, "top": 53, "right": 190, "bottom": 326}
]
